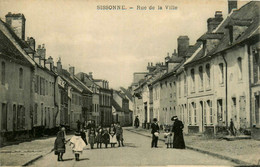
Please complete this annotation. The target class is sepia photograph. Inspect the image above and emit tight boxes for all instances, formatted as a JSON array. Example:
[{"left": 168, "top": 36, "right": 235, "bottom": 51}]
[{"left": 0, "top": 0, "right": 259, "bottom": 166}]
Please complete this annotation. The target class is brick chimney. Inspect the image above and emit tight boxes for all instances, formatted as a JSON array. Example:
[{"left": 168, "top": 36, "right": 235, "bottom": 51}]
[
  {"left": 45, "top": 56, "right": 54, "bottom": 71},
  {"left": 207, "top": 11, "right": 223, "bottom": 32},
  {"left": 5, "top": 12, "right": 26, "bottom": 40},
  {"left": 177, "top": 36, "right": 189, "bottom": 58},
  {"left": 228, "top": 0, "right": 237, "bottom": 14},
  {"left": 69, "top": 66, "right": 75, "bottom": 76},
  {"left": 36, "top": 44, "right": 46, "bottom": 67},
  {"left": 57, "top": 58, "right": 62, "bottom": 73},
  {"left": 26, "top": 37, "right": 36, "bottom": 51}
]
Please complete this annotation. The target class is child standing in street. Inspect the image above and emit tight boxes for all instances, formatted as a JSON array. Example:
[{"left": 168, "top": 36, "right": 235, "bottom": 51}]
[
  {"left": 96, "top": 127, "right": 103, "bottom": 148},
  {"left": 102, "top": 129, "right": 110, "bottom": 148},
  {"left": 164, "top": 128, "right": 173, "bottom": 148},
  {"left": 70, "top": 131, "right": 86, "bottom": 161},
  {"left": 109, "top": 124, "right": 117, "bottom": 147},
  {"left": 88, "top": 127, "right": 96, "bottom": 149}
]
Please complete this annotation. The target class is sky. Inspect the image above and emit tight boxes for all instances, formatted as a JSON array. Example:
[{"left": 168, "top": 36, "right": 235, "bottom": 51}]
[{"left": 0, "top": 0, "right": 249, "bottom": 89}]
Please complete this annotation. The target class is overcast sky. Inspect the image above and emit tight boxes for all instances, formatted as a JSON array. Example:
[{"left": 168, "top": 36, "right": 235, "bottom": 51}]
[{"left": 0, "top": 0, "right": 248, "bottom": 89}]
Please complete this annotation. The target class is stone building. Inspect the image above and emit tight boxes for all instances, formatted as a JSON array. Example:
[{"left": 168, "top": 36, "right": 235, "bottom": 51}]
[{"left": 0, "top": 18, "right": 35, "bottom": 141}]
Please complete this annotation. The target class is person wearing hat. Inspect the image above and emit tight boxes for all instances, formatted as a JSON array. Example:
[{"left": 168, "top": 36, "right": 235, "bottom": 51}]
[
  {"left": 134, "top": 116, "right": 140, "bottom": 128},
  {"left": 70, "top": 131, "right": 87, "bottom": 161},
  {"left": 54, "top": 126, "right": 67, "bottom": 161},
  {"left": 151, "top": 118, "right": 160, "bottom": 148},
  {"left": 171, "top": 116, "right": 185, "bottom": 149}
]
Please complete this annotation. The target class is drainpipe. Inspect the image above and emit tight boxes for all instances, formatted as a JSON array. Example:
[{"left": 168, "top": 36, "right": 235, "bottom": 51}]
[{"left": 222, "top": 54, "right": 228, "bottom": 130}]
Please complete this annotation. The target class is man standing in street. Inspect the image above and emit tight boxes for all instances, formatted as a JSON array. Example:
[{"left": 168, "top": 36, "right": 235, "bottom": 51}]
[
  {"left": 171, "top": 116, "right": 185, "bottom": 149},
  {"left": 151, "top": 118, "right": 159, "bottom": 148},
  {"left": 134, "top": 116, "right": 140, "bottom": 128}
]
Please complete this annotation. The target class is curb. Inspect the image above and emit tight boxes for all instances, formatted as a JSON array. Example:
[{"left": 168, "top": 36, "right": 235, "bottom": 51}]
[
  {"left": 126, "top": 129, "right": 252, "bottom": 166},
  {"left": 22, "top": 150, "right": 54, "bottom": 166}
]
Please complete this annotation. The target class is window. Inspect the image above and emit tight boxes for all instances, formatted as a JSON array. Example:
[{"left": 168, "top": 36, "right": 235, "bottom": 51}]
[
  {"left": 231, "top": 97, "right": 237, "bottom": 122},
  {"left": 253, "top": 51, "right": 260, "bottom": 83},
  {"left": 19, "top": 68, "right": 23, "bottom": 89},
  {"left": 178, "top": 76, "right": 181, "bottom": 97},
  {"left": 208, "top": 100, "right": 213, "bottom": 124},
  {"left": 203, "top": 101, "right": 207, "bottom": 125},
  {"left": 35, "top": 75, "right": 38, "bottom": 93},
  {"left": 199, "top": 66, "right": 203, "bottom": 90},
  {"left": 34, "top": 103, "right": 38, "bottom": 125},
  {"left": 184, "top": 74, "right": 187, "bottom": 96},
  {"left": 17, "top": 105, "right": 25, "bottom": 129},
  {"left": 217, "top": 99, "right": 223, "bottom": 122},
  {"left": 237, "top": 57, "right": 242, "bottom": 80},
  {"left": 46, "top": 80, "right": 48, "bottom": 95},
  {"left": 192, "top": 102, "right": 197, "bottom": 124},
  {"left": 188, "top": 104, "right": 192, "bottom": 125},
  {"left": 41, "top": 103, "right": 43, "bottom": 125},
  {"left": 206, "top": 64, "right": 210, "bottom": 88},
  {"left": 1, "top": 61, "right": 5, "bottom": 85},
  {"left": 13, "top": 104, "right": 16, "bottom": 130},
  {"left": 1, "top": 103, "right": 7, "bottom": 130},
  {"left": 190, "top": 69, "right": 195, "bottom": 92},
  {"left": 219, "top": 63, "right": 224, "bottom": 84}
]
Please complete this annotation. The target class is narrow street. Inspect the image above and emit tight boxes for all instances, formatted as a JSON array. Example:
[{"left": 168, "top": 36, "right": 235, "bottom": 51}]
[{"left": 29, "top": 130, "right": 235, "bottom": 166}]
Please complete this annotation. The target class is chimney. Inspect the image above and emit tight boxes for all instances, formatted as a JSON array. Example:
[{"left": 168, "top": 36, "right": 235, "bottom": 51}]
[
  {"left": 26, "top": 37, "right": 36, "bottom": 51},
  {"left": 45, "top": 56, "right": 54, "bottom": 71},
  {"left": 228, "top": 0, "right": 237, "bottom": 14},
  {"left": 207, "top": 11, "right": 223, "bottom": 32},
  {"left": 172, "top": 49, "right": 177, "bottom": 57},
  {"left": 177, "top": 36, "right": 189, "bottom": 58},
  {"left": 69, "top": 66, "right": 75, "bottom": 76},
  {"left": 57, "top": 58, "right": 62, "bottom": 73},
  {"left": 89, "top": 72, "right": 93, "bottom": 80},
  {"left": 36, "top": 44, "right": 46, "bottom": 67},
  {"left": 5, "top": 12, "right": 26, "bottom": 40}
]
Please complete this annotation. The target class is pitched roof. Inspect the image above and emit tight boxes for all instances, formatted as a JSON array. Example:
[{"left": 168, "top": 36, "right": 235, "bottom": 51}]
[
  {"left": 185, "top": 1, "right": 260, "bottom": 66},
  {"left": 112, "top": 99, "right": 123, "bottom": 112},
  {"left": 0, "top": 30, "right": 33, "bottom": 67},
  {"left": 120, "top": 87, "right": 133, "bottom": 101}
]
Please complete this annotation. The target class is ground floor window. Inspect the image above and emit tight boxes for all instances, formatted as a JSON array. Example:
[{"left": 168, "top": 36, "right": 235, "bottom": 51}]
[{"left": 1, "top": 103, "right": 7, "bottom": 131}]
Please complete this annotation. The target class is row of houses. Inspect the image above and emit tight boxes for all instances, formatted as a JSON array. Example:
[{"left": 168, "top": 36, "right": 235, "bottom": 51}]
[
  {"left": 130, "top": 1, "right": 260, "bottom": 135},
  {"left": 0, "top": 12, "right": 132, "bottom": 142}
]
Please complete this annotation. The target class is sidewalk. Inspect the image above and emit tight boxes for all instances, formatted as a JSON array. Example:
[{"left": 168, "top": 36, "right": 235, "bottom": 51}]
[
  {"left": 126, "top": 127, "right": 260, "bottom": 166},
  {"left": 0, "top": 135, "right": 72, "bottom": 166}
]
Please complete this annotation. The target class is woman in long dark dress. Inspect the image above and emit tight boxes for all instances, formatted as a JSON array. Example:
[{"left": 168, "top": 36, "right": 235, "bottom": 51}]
[
  {"left": 54, "top": 127, "right": 66, "bottom": 161},
  {"left": 171, "top": 116, "right": 185, "bottom": 149}
]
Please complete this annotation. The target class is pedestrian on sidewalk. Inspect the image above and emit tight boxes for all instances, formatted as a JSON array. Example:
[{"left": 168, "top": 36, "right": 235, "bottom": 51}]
[
  {"left": 134, "top": 116, "right": 140, "bottom": 128},
  {"left": 164, "top": 128, "right": 173, "bottom": 148},
  {"left": 102, "top": 129, "right": 110, "bottom": 148},
  {"left": 96, "top": 126, "right": 103, "bottom": 148},
  {"left": 151, "top": 118, "right": 160, "bottom": 148},
  {"left": 54, "top": 127, "right": 66, "bottom": 161},
  {"left": 109, "top": 124, "right": 117, "bottom": 147},
  {"left": 70, "top": 131, "right": 87, "bottom": 161},
  {"left": 89, "top": 127, "right": 96, "bottom": 149},
  {"left": 171, "top": 116, "right": 185, "bottom": 149}
]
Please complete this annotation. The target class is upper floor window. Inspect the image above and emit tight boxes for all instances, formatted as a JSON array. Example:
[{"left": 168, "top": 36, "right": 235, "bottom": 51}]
[
  {"left": 205, "top": 64, "right": 210, "bottom": 88},
  {"left": 253, "top": 51, "right": 260, "bottom": 83},
  {"left": 199, "top": 66, "right": 203, "bottom": 90},
  {"left": 190, "top": 69, "right": 195, "bottom": 92},
  {"left": 184, "top": 74, "right": 187, "bottom": 96},
  {"left": 219, "top": 63, "right": 224, "bottom": 84},
  {"left": 19, "top": 68, "right": 23, "bottom": 89},
  {"left": 237, "top": 57, "right": 242, "bottom": 80},
  {"left": 178, "top": 76, "right": 181, "bottom": 97},
  {"left": 1, "top": 62, "right": 5, "bottom": 85}
]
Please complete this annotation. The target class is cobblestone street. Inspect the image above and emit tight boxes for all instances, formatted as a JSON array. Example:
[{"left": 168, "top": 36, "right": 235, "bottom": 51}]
[{"left": 29, "top": 129, "right": 235, "bottom": 167}]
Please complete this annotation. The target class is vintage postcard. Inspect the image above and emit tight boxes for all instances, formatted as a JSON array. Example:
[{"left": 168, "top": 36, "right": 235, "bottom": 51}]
[{"left": 0, "top": 0, "right": 259, "bottom": 166}]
